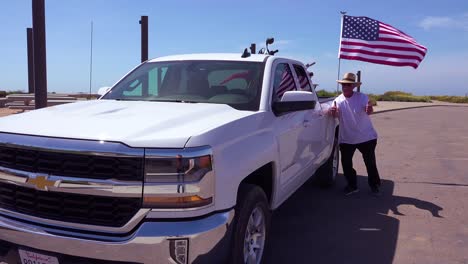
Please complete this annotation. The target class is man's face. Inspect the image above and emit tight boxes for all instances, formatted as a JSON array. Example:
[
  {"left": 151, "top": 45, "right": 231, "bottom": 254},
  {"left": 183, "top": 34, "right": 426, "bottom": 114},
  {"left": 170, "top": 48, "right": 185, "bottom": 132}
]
[{"left": 341, "top": 83, "right": 355, "bottom": 97}]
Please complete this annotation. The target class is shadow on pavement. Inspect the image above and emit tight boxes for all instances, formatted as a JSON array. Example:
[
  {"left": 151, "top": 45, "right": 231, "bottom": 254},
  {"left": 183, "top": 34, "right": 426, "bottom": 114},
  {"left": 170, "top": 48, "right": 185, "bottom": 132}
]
[{"left": 263, "top": 174, "right": 443, "bottom": 264}]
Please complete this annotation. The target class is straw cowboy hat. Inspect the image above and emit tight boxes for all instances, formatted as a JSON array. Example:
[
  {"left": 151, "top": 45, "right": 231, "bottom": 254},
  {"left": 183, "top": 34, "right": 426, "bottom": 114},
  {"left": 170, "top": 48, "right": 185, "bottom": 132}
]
[{"left": 337, "top": 72, "right": 362, "bottom": 85}]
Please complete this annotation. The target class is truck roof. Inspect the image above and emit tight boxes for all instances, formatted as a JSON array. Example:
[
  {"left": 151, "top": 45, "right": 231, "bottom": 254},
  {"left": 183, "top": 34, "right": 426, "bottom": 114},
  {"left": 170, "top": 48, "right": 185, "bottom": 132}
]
[{"left": 148, "top": 53, "right": 272, "bottom": 63}]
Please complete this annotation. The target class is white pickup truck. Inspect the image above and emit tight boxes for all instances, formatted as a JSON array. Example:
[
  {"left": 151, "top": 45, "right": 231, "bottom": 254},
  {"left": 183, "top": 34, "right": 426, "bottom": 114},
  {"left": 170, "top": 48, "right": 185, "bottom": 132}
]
[{"left": 0, "top": 53, "right": 338, "bottom": 264}]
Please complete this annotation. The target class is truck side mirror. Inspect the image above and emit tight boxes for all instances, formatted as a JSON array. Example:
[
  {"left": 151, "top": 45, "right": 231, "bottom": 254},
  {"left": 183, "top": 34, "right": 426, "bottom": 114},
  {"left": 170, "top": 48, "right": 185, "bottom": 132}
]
[
  {"left": 97, "top": 86, "right": 111, "bottom": 96},
  {"left": 272, "top": 91, "right": 316, "bottom": 116}
]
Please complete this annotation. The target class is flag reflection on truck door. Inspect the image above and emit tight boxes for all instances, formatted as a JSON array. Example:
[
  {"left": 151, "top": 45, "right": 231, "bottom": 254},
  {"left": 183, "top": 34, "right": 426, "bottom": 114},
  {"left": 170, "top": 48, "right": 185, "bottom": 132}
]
[{"left": 273, "top": 62, "right": 308, "bottom": 196}]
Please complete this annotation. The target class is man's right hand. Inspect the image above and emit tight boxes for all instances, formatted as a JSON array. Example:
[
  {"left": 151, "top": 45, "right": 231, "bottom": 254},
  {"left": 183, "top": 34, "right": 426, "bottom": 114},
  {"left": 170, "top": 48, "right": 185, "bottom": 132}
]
[{"left": 329, "top": 101, "right": 339, "bottom": 118}]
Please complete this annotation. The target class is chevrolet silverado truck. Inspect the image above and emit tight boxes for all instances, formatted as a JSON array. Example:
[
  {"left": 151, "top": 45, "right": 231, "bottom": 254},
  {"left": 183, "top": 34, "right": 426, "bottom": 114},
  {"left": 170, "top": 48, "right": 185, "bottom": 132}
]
[{"left": 0, "top": 52, "right": 339, "bottom": 264}]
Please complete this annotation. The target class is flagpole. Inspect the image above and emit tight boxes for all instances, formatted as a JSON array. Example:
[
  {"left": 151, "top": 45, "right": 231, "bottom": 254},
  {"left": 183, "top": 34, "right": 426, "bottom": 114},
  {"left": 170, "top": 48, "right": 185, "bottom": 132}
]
[
  {"left": 89, "top": 21, "right": 93, "bottom": 99},
  {"left": 337, "top": 11, "right": 347, "bottom": 94},
  {"left": 336, "top": 59, "right": 341, "bottom": 94}
]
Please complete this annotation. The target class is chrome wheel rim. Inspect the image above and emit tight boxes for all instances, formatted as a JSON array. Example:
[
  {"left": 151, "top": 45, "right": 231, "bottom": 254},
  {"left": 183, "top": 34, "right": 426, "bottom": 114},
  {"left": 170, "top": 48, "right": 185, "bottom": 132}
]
[
  {"left": 243, "top": 206, "right": 266, "bottom": 264},
  {"left": 332, "top": 139, "right": 339, "bottom": 180}
]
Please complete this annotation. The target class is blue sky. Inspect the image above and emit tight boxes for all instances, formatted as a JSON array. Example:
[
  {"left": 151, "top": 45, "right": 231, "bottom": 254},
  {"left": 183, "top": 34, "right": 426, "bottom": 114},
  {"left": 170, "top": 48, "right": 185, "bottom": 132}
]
[{"left": 1, "top": 0, "right": 468, "bottom": 96}]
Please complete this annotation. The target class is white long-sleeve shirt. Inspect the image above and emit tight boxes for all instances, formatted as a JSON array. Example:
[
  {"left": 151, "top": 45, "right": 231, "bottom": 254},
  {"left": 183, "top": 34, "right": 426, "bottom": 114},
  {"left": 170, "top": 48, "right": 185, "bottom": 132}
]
[{"left": 333, "top": 92, "right": 378, "bottom": 144}]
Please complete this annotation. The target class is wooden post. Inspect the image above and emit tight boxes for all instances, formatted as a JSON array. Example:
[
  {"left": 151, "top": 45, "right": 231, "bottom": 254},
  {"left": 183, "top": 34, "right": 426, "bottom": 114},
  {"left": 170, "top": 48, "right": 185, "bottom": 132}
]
[
  {"left": 27, "top": 28, "right": 35, "bottom": 93},
  {"left": 356, "top": 70, "right": 361, "bottom": 93},
  {"left": 140, "top": 16, "right": 149, "bottom": 96},
  {"left": 140, "top": 16, "right": 148, "bottom": 63},
  {"left": 32, "top": 0, "right": 47, "bottom": 109}
]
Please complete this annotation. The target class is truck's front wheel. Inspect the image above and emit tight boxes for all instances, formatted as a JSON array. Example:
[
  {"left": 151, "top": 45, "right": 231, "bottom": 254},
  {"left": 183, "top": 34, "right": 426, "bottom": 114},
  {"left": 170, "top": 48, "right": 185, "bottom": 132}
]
[{"left": 231, "top": 184, "right": 271, "bottom": 264}]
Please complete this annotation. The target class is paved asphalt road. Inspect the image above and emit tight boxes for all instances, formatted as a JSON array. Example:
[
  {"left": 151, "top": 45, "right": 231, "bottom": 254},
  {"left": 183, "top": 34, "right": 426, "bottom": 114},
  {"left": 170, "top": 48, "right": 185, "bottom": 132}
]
[{"left": 264, "top": 105, "right": 468, "bottom": 264}]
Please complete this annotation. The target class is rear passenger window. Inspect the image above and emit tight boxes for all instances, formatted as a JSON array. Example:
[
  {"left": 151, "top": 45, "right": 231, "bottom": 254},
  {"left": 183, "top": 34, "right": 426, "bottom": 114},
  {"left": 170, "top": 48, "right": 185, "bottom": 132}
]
[
  {"left": 293, "top": 64, "right": 312, "bottom": 92},
  {"left": 273, "top": 63, "right": 296, "bottom": 101}
]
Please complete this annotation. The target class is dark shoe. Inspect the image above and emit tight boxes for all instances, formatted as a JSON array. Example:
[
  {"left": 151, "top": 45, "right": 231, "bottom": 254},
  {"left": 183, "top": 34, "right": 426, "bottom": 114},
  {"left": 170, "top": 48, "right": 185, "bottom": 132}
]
[
  {"left": 371, "top": 186, "right": 381, "bottom": 196},
  {"left": 343, "top": 185, "right": 359, "bottom": 195}
]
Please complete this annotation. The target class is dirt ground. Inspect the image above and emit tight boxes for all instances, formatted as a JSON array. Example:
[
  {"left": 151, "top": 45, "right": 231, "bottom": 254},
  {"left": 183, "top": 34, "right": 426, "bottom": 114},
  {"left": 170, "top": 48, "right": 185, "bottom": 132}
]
[{"left": 0, "top": 108, "right": 23, "bottom": 117}]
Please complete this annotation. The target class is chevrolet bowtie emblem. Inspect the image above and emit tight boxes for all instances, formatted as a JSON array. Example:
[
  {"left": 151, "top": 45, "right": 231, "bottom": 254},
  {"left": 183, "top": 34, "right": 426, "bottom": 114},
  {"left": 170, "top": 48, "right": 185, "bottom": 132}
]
[{"left": 26, "top": 175, "right": 57, "bottom": 191}]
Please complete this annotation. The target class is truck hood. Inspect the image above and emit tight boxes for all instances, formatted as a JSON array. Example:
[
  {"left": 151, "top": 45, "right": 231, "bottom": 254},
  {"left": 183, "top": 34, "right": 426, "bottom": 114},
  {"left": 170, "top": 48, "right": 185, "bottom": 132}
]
[{"left": 0, "top": 100, "right": 254, "bottom": 148}]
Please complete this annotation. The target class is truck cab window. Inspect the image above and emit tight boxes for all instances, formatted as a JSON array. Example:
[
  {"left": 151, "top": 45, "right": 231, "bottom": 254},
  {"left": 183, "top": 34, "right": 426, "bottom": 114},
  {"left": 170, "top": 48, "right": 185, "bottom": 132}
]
[
  {"left": 273, "top": 63, "right": 296, "bottom": 101},
  {"left": 293, "top": 64, "right": 312, "bottom": 92}
]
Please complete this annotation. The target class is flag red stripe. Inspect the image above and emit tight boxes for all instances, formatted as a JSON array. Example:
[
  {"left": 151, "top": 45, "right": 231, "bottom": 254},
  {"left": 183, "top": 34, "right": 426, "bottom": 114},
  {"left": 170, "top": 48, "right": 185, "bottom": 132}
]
[
  {"left": 379, "top": 22, "right": 414, "bottom": 39},
  {"left": 379, "top": 30, "right": 419, "bottom": 44},
  {"left": 377, "top": 37, "right": 427, "bottom": 50},
  {"left": 342, "top": 39, "right": 427, "bottom": 54},
  {"left": 340, "top": 51, "right": 422, "bottom": 64},
  {"left": 339, "top": 54, "right": 419, "bottom": 69},
  {"left": 378, "top": 34, "right": 422, "bottom": 48},
  {"left": 379, "top": 27, "right": 415, "bottom": 41},
  {"left": 340, "top": 44, "right": 425, "bottom": 59},
  {"left": 341, "top": 40, "right": 427, "bottom": 56},
  {"left": 276, "top": 76, "right": 295, "bottom": 96},
  {"left": 342, "top": 38, "right": 427, "bottom": 53},
  {"left": 340, "top": 48, "right": 422, "bottom": 60}
]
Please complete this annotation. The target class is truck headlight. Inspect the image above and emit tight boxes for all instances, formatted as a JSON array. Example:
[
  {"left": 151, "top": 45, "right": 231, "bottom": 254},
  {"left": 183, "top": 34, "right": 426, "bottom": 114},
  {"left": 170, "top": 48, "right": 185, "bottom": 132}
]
[
  {"left": 143, "top": 147, "right": 214, "bottom": 209},
  {"left": 144, "top": 155, "right": 212, "bottom": 183}
]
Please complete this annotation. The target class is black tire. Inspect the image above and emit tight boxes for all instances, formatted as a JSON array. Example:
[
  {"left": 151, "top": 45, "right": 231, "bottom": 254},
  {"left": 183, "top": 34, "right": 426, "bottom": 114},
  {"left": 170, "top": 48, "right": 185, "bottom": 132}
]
[
  {"left": 316, "top": 132, "right": 339, "bottom": 188},
  {"left": 230, "top": 184, "right": 271, "bottom": 264}
]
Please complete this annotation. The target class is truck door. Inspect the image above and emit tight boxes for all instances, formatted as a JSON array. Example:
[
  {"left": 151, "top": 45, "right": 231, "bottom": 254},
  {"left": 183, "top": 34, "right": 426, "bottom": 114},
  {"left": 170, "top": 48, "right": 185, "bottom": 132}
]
[
  {"left": 271, "top": 62, "right": 308, "bottom": 194},
  {"left": 291, "top": 64, "right": 329, "bottom": 170}
]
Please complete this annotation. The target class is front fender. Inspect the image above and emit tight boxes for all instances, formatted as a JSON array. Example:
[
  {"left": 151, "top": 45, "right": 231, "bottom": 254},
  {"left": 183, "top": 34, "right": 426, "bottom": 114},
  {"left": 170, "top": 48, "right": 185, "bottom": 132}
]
[{"left": 185, "top": 113, "right": 279, "bottom": 211}]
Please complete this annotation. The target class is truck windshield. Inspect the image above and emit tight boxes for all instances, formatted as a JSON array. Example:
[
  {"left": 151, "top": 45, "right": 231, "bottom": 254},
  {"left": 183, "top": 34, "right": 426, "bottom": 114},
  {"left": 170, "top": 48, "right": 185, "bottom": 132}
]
[{"left": 102, "top": 60, "right": 264, "bottom": 111}]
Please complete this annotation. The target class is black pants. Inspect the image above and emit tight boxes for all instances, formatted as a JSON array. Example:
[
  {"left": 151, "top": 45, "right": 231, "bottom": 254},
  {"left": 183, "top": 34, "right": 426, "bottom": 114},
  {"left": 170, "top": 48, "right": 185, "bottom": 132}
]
[{"left": 339, "top": 139, "right": 381, "bottom": 189}]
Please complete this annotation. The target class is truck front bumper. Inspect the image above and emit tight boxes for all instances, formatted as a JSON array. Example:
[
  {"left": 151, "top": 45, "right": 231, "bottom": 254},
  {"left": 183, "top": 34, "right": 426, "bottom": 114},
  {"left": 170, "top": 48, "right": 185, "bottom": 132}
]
[{"left": 0, "top": 209, "right": 235, "bottom": 264}]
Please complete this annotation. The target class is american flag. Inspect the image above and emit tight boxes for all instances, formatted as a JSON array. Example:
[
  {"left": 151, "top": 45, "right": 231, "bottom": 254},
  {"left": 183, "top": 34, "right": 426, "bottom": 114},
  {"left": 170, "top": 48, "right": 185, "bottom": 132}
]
[
  {"left": 276, "top": 67, "right": 295, "bottom": 98},
  {"left": 339, "top": 15, "right": 427, "bottom": 69}
]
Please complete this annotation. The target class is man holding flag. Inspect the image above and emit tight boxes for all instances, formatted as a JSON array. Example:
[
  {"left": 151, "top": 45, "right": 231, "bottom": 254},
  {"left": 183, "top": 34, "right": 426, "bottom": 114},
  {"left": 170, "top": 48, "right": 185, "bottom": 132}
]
[
  {"left": 330, "top": 15, "right": 427, "bottom": 196},
  {"left": 329, "top": 73, "right": 380, "bottom": 195}
]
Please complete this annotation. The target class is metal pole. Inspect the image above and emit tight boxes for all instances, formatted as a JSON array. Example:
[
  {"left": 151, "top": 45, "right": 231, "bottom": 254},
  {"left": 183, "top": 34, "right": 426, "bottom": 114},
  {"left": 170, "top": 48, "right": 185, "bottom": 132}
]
[
  {"left": 337, "top": 11, "right": 347, "bottom": 94},
  {"left": 27, "top": 28, "right": 35, "bottom": 94},
  {"left": 140, "top": 16, "right": 148, "bottom": 62},
  {"left": 32, "top": 0, "right": 47, "bottom": 109},
  {"left": 337, "top": 59, "right": 341, "bottom": 94},
  {"left": 89, "top": 21, "right": 93, "bottom": 98}
]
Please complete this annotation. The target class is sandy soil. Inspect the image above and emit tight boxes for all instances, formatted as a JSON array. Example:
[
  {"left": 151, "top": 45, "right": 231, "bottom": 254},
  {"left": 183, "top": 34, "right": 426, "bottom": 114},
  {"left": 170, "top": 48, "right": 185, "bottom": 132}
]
[{"left": 0, "top": 108, "right": 23, "bottom": 117}]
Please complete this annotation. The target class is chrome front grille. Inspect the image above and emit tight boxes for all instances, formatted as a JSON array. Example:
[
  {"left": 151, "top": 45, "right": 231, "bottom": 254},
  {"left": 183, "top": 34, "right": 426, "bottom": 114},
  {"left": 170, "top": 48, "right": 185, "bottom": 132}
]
[
  {"left": 0, "top": 145, "right": 143, "bottom": 181},
  {"left": 0, "top": 133, "right": 145, "bottom": 227},
  {"left": 0, "top": 181, "right": 141, "bottom": 227}
]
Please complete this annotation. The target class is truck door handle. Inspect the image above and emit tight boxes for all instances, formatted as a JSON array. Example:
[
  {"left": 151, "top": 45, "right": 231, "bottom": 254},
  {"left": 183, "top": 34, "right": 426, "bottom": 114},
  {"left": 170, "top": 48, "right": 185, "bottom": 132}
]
[{"left": 303, "top": 120, "right": 310, "bottom": 127}]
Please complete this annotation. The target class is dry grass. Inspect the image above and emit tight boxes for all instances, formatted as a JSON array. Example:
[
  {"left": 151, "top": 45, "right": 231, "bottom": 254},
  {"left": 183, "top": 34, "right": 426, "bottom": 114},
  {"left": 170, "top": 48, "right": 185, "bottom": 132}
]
[{"left": 0, "top": 108, "right": 24, "bottom": 117}]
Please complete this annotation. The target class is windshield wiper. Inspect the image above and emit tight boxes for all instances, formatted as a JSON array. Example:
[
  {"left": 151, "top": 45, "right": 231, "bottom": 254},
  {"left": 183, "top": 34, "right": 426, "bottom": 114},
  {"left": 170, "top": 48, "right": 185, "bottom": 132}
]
[
  {"left": 110, "top": 98, "right": 199, "bottom": 103},
  {"left": 146, "top": 99, "right": 199, "bottom": 103},
  {"left": 112, "top": 98, "right": 141, "bottom": 101}
]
